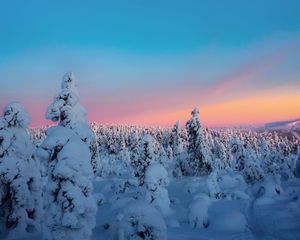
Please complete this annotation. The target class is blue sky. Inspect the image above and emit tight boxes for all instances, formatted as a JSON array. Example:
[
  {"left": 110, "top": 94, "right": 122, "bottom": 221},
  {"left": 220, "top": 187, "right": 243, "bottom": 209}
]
[
  {"left": 1, "top": 0, "right": 300, "bottom": 55},
  {"left": 0, "top": 0, "right": 300, "bottom": 126}
]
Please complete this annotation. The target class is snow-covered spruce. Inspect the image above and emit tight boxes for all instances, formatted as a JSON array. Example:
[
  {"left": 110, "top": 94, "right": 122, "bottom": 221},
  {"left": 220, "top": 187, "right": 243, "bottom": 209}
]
[
  {"left": 185, "top": 108, "right": 212, "bottom": 176},
  {"left": 111, "top": 201, "right": 167, "bottom": 240},
  {"left": 117, "top": 136, "right": 134, "bottom": 177},
  {"left": 128, "top": 131, "right": 140, "bottom": 177},
  {"left": 230, "top": 136, "right": 246, "bottom": 171},
  {"left": 144, "top": 163, "right": 171, "bottom": 217},
  {"left": 132, "top": 134, "right": 166, "bottom": 185},
  {"left": 211, "top": 139, "right": 228, "bottom": 171},
  {"left": 259, "top": 139, "right": 273, "bottom": 174},
  {"left": 170, "top": 121, "right": 186, "bottom": 177},
  {"left": 38, "top": 126, "right": 97, "bottom": 240},
  {"left": 206, "top": 172, "right": 225, "bottom": 199},
  {"left": 46, "top": 72, "right": 98, "bottom": 174},
  {"left": 86, "top": 120, "right": 298, "bottom": 182},
  {"left": 0, "top": 102, "right": 42, "bottom": 238},
  {"left": 243, "top": 145, "right": 264, "bottom": 183},
  {"left": 31, "top": 108, "right": 300, "bottom": 182}
]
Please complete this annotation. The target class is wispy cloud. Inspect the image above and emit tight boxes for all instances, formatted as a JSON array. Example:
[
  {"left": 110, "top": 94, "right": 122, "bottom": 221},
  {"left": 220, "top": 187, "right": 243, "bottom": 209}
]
[
  {"left": 1, "top": 37, "right": 300, "bottom": 126},
  {"left": 204, "top": 38, "right": 300, "bottom": 100},
  {"left": 87, "top": 38, "right": 300, "bottom": 125}
]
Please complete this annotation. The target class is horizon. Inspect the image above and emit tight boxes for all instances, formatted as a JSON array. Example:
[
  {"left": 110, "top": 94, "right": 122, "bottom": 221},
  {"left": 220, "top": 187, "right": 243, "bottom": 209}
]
[
  {"left": 1, "top": 1, "right": 300, "bottom": 127},
  {"left": 20, "top": 105, "right": 300, "bottom": 129}
]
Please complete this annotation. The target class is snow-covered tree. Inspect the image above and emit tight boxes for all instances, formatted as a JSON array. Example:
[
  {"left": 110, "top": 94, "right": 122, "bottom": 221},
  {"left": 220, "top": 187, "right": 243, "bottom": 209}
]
[
  {"left": 288, "top": 140, "right": 300, "bottom": 175},
  {"left": 39, "top": 126, "right": 97, "bottom": 240},
  {"left": 277, "top": 138, "right": 295, "bottom": 180},
  {"left": 259, "top": 139, "right": 275, "bottom": 175},
  {"left": 243, "top": 146, "right": 264, "bottom": 183},
  {"left": 188, "top": 194, "right": 210, "bottom": 229},
  {"left": 105, "top": 130, "right": 118, "bottom": 155},
  {"left": 46, "top": 72, "right": 98, "bottom": 174},
  {"left": 170, "top": 121, "right": 186, "bottom": 177},
  {"left": 112, "top": 201, "right": 167, "bottom": 240},
  {"left": 166, "top": 145, "right": 173, "bottom": 161},
  {"left": 292, "top": 141, "right": 300, "bottom": 177},
  {"left": 230, "top": 136, "right": 246, "bottom": 171},
  {"left": 39, "top": 73, "right": 97, "bottom": 240},
  {"left": 206, "top": 172, "right": 225, "bottom": 199},
  {"left": 115, "top": 136, "right": 133, "bottom": 177},
  {"left": 212, "top": 139, "right": 228, "bottom": 171},
  {"left": 128, "top": 131, "right": 140, "bottom": 175},
  {"left": 133, "top": 134, "right": 163, "bottom": 185},
  {"left": 185, "top": 108, "right": 212, "bottom": 176},
  {"left": 144, "top": 163, "right": 171, "bottom": 217},
  {"left": 170, "top": 121, "right": 184, "bottom": 157},
  {"left": 0, "top": 102, "right": 42, "bottom": 238},
  {"left": 29, "top": 113, "right": 300, "bottom": 184}
]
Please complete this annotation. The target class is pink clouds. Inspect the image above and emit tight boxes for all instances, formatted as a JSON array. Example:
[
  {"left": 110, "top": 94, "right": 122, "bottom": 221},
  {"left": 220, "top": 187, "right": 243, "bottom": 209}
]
[
  {"left": 81, "top": 38, "right": 300, "bottom": 126},
  {"left": 207, "top": 38, "right": 300, "bottom": 98},
  {"left": 1, "top": 38, "right": 299, "bottom": 127}
]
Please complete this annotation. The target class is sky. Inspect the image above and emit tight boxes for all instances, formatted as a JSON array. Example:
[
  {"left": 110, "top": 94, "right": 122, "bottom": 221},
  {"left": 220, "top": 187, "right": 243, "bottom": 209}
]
[{"left": 1, "top": 0, "right": 300, "bottom": 127}]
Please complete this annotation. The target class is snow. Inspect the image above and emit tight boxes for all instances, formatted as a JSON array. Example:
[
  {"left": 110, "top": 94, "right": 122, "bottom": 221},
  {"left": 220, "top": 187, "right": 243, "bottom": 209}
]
[
  {"left": 87, "top": 175, "right": 300, "bottom": 240},
  {"left": 3, "top": 102, "right": 31, "bottom": 128},
  {"left": 185, "top": 107, "right": 212, "bottom": 176},
  {"left": 144, "top": 163, "right": 169, "bottom": 188},
  {"left": 36, "top": 73, "right": 98, "bottom": 240},
  {"left": 144, "top": 163, "right": 171, "bottom": 217},
  {"left": 110, "top": 201, "right": 167, "bottom": 240},
  {"left": 188, "top": 193, "right": 210, "bottom": 228},
  {"left": 206, "top": 172, "right": 223, "bottom": 199},
  {"left": 45, "top": 72, "right": 98, "bottom": 174},
  {"left": 2, "top": 83, "right": 300, "bottom": 239},
  {"left": 41, "top": 126, "right": 97, "bottom": 240},
  {"left": 265, "top": 118, "right": 300, "bottom": 130},
  {"left": 0, "top": 103, "right": 42, "bottom": 239},
  {"left": 212, "top": 210, "right": 247, "bottom": 233}
]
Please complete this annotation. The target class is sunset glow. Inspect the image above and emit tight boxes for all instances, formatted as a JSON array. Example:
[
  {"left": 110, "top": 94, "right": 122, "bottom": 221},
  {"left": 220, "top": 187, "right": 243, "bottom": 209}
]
[
  {"left": 1, "top": 1, "right": 300, "bottom": 127},
  {"left": 88, "top": 86, "right": 299, "bottom": 127}
]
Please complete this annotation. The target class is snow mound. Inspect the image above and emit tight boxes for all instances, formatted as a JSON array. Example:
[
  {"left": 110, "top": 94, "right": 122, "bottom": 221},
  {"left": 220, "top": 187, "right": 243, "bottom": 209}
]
[
  {"left": 212, "top": 210, "right": 247, "bottom": 233},
  {"left": 207, "top": 172, "right": 225, "bottom": 199},
  {"left": 145, "top": 163, "right": 169, "bottom": 188},
  {"left": 253, "top": 175, "right": 282, "bottom": 199},
  {"left": 188, "top": 194, "right": 211, "bottom": 228},
  {"left": 111, "top": 201, "right": 167, "bottom": 240},
  {"left": 144, "top": 163, "right": 171, "bottom": 217}
]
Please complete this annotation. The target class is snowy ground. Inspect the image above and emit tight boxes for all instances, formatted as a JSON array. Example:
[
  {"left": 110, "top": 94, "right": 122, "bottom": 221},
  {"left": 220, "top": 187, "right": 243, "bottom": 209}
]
[
  {"left": 91, "top": 175, "right": 300, "bottom": 240},
  {"left": 2, "top": 75, "right": 300, "bottom": 240}
]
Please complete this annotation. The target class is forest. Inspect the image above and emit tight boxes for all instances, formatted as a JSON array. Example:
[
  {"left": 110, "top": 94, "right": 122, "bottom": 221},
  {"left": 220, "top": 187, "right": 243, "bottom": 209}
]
[{"left": 1, "top": 72, "right": 300, "bottom": 240}]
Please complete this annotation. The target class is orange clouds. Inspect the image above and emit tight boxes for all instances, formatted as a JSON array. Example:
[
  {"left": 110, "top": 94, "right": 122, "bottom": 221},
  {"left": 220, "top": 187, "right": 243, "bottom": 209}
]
[
  {"left": 114, "top": 85, "right": 300, "bottom": 127},
  {"left": 201, "top": 90, "right": 300, "bottom": 126}
]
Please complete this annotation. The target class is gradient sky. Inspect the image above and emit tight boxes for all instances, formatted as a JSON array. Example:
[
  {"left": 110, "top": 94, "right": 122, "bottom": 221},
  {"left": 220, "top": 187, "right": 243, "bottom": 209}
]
[{"left": 1, "top": 0, "right": 300, "bottom": 127}]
